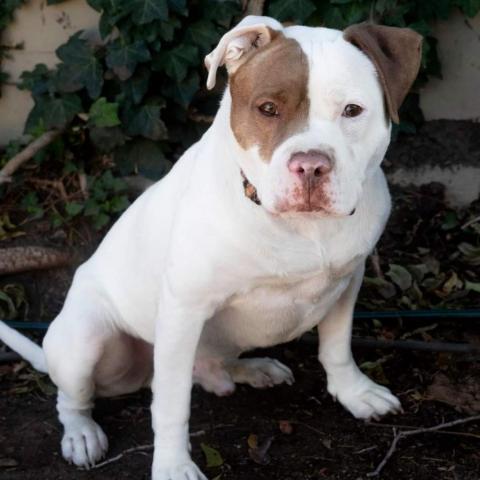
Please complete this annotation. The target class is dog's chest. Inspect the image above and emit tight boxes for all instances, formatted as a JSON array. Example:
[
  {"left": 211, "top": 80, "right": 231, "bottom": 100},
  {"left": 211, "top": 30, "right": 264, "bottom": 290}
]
[{"left": 210, "top": 262, "right": 355, "bottom": 352}]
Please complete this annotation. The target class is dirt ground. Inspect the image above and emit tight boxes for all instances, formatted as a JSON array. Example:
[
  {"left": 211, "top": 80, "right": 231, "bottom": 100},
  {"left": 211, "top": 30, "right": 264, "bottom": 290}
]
[
  {"left": 2, "top": 326, "right": 480, "bottom": 479},
  {"left": 1, "top": 121, "right": 480, "bottom": 479}
]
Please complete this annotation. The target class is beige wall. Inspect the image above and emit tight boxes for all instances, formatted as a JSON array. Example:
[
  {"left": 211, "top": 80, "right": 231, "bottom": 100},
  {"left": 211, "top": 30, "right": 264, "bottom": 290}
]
[
  {"left": 420, "top": 9, "right": 480, "bottom": 121},
  {"left": 0, "top": 0, "right": 99, "bottom": 145},
  {"left": 0, "top": 3, "right": 479, "bottom": 145}
]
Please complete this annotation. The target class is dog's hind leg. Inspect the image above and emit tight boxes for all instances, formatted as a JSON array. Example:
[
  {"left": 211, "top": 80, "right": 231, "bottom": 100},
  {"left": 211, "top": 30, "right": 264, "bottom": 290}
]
[{"left": 43, "top": 301, "right": 111, "bottom": 468}]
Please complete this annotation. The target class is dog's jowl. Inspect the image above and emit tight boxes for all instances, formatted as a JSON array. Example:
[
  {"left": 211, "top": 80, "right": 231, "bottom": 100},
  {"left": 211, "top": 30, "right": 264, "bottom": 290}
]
[{"left": 0, "top": 15, "right": 421, "bottom": 480}]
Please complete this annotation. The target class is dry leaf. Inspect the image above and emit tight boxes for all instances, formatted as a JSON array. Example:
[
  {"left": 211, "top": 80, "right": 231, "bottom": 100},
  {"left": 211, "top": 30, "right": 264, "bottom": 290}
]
[
  {"left": 278, "top": 420, "right": 293, "bottom": 435},
  {"left": 427, "top": 373, "right": 480, "bottom": 414}
]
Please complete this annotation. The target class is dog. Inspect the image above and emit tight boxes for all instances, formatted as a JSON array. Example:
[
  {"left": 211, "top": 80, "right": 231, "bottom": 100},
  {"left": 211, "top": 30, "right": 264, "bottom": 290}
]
[{"left": 0, "top": 15, "right": 422, "bottom": 480}]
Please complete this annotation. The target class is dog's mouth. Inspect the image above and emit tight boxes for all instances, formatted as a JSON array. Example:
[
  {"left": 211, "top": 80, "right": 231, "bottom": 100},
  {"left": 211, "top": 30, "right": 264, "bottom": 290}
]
[{"left": 240, "top": 171, "right": 356, "bottom": 217}]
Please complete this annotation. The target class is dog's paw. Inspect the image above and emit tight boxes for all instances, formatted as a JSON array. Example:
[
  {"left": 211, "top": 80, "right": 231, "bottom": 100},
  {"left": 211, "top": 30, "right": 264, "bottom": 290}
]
[
  {"left": 329, "top": 373, "right": 402, "bottom": 420},
  {"left": 193, "top": 360, "right": 236, "bottom": 397},
  {"left": 227, "top": 357, "right": 295, "bottom": 389},
  {"left": 61, "top": 417, "right": 108, "bottom": 468},
  {"left": 152, "top": 460, "right": 208, "bottom": 480},
  {"left": 329, "top": 374, "right": 402, "bottom": 420}
]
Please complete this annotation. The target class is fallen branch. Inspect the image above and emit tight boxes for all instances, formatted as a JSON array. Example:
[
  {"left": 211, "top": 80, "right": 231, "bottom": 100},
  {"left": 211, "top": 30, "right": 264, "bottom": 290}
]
[
  {"left": 0, "top": 246, "right": 73, "bottom": 275},
  {"left": 367, "top": 415, "right": 480, "bottom": 477},
  {"left": 0, "top": 130, "right": 62, "bottom": 184}
]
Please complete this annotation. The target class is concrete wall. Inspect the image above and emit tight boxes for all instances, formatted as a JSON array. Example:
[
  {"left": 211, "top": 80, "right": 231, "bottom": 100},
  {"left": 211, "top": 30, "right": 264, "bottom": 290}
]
[
  {"left": 0, "top": 3, "right": 479, "bottom": 145},
  {"left": 0, "top": 0, "right": 99, "bottom": 145},
  {"left": 420, "top": 10, "right": 480, "bottom": 121}
]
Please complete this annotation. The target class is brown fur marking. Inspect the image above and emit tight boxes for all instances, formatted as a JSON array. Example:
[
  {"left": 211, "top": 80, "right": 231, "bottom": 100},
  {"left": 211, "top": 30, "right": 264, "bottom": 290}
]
[{"left": 229, "top": 31, "right": 309, "bottom": 162}]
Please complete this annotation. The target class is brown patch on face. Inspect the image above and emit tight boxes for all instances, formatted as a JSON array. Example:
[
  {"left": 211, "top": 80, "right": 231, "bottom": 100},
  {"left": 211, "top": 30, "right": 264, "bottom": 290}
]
[{"left": 229, "top": 31, "right": 309, "bottom": 162}]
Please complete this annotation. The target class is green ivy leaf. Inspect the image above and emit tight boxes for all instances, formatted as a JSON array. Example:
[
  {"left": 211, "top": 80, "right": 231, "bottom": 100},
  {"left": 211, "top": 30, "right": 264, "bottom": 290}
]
[
  {"left": 165, "top": 71, "right": 199, "bottom": 107},
  {"left": 123, "top": 66, "right": 151, "bottom": 104},
  {"left": 323, "top": 6, "right": 346, "bottom": 28},
  {"left": 106, "top": 39, "right": 151, "bottom": 81},
  {"left": 88, "top": 97, "right": 121, "bottom": 128},
  {"left": 154, "top": 44, "right": 198, "bottom": 82},
  {"left": 47, "top": 95, "right": 83, "bottom": 129},
  {"left": 130, "top": 0, "right": 169, "bottom": 25},
  {"left": 115, "top": 138, "right": 171, "bottom": 179},
  {"left": 185, "top": 20, "right": 220, "bottom": 53},
  {"left": 203, "top": 1, "right": 240, "bottom": 27},
  {"left": 19, "top": 64, "right": 54, "bottom": 97},
  {"left": 86, "top": 0, "right": 104, "bottom": 11},
  {"left": 167, "top": 0, "right": 187, "bottom": 15},
  {"left": 25, "top": 94, "right": 83, "bottom": 132},
  {"left": 268, "top": 0, "right": 316, "bottom": 22},
  {"left": 126, "top": 105, "right": 168, "bottom": 141},
  {"left": 90, "top": 126, "right": 126, "bottom": 152},
  {"left": 92, "top": 212, "right": 110, "bottom": 230},
  {"left": 157, "top": 17, "right": 181, "bottom": 42},
  {"left": 65, "top": 201, "right": 84, "bottom": 217},
  {"left": 456, "top": 0, "right": 480, "bottom": 17},
  {"left": 109, "top": 194, "right": 130, "bottom": 213},
  {"left": 343, "top": 3, "right": 369, "bottom": 25},
  {"left": 55, "top": 33, "right": 103, "bottom": 98}
]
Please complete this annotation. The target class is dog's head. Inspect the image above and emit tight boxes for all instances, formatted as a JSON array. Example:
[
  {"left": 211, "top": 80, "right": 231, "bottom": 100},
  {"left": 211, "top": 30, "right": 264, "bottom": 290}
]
[{"left": 205, "top": 16, "right": 422, "bottom": 216}]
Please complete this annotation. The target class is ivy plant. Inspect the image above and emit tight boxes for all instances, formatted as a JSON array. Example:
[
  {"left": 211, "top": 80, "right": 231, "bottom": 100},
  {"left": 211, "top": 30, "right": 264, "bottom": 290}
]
[{"left": 4, "top": 0, "right": 480, "bottom": 230}]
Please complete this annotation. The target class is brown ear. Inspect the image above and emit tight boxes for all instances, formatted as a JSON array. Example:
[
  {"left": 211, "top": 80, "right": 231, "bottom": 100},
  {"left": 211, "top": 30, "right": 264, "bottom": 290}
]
[{"left": 344, "top": 23, "right": 422, "bottom": 123}]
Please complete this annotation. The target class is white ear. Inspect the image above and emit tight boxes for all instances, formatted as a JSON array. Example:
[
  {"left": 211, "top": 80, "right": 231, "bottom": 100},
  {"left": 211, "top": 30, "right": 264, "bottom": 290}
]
[{"left": 205, "top": 15, "right": 283, "bottom": 90}]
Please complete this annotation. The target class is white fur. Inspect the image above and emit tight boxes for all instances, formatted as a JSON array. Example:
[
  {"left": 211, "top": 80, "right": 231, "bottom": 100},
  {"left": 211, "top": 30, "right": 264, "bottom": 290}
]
[{"left": 0, "top": 16, "right": 403, "bottom": 480}]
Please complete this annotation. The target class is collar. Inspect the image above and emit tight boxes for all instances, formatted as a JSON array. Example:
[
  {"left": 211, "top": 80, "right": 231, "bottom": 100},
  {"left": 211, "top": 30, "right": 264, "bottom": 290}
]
[{"left": 241, "top": 170, "right": 261, "bottom": 205}]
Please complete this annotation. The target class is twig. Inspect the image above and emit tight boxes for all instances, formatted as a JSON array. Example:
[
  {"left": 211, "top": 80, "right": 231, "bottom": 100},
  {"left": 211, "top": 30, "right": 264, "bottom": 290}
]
[
  {"left": 367, "top": 415, "right": 480, "bottom": 477},
  {"left": 92, "top": 444, "right": 153, "bottom": 469},
  {"left": 92, "top": 428, "right": 207, "bottom": 470},
  {"left": 78, "top": 172, "right": 89, "bottom": 200},
  {"left": 461, "top": 214, "right": 480, "bottom": 230},
  {"left": 244, "top": 0, "right": 265, "bottom": 16},
  {"left": 27, "top": 178, "right": 68, "bottom": 202},
  {"left": 354, "top": 445, "right": 378, "bottom": 455},
  {"left": 0, "top": 130, "right": 62, "bottom": 184},
  {"left": 366, "top": 421, "right": 480, "bottom": 440}
]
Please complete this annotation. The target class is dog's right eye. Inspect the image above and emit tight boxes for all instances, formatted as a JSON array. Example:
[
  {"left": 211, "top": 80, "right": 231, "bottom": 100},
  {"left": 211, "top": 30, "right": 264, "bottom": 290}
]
[{"left": 258, "top": 102, "right": 279, "bottom": 117}]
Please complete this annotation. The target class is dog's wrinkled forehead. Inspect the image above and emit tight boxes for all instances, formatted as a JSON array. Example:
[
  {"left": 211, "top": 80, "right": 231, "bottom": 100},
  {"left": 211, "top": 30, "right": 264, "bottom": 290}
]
[{"left": 229, "top": 31, "right": 309, "bottom": 162}]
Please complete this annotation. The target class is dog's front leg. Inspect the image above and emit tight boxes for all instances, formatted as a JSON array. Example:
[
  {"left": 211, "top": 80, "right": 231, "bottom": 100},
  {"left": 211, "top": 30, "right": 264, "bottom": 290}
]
[
  {"left": 151, "top": 295, "right": 210, "bottom": 480},
  {"left": 318, "top": 264, "right": 402, "bottom": 420}
]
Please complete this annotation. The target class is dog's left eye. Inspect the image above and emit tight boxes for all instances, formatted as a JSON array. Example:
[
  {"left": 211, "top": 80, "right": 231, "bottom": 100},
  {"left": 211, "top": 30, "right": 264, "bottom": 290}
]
[
  {"left": 343, "top": 104, "right": 363, "bottom": 118},
  {"left": 258, "top": 102, "right": 279, "bottom": 117}
]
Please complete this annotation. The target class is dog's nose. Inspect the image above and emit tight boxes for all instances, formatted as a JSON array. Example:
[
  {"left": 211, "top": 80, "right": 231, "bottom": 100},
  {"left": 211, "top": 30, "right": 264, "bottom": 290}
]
[{"left": 288, "top": 150, "right": 332, "bottom": 179}]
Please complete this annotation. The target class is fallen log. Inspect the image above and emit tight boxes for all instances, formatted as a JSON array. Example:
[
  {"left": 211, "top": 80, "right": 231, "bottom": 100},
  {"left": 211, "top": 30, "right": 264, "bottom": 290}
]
[{"left": 0, "top": 246, "right": 73, "bottom": 275}]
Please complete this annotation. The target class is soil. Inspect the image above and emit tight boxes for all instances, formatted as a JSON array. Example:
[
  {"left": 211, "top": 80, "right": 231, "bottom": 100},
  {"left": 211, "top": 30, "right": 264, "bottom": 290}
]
[
  {"left": 384, "top": 120, "right": 480, "bottom": 171},
  {"left": 1, "top": 120, "right": 480, "bottom": 479},
  {"left": 1, "top": 338, "right": 480, "bottom": 480}
]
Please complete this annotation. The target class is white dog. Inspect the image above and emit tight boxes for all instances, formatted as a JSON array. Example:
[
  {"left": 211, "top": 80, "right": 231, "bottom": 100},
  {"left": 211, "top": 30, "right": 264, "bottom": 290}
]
[{"left": 0, "top": 15, "right": 421, "bottom": 480}]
